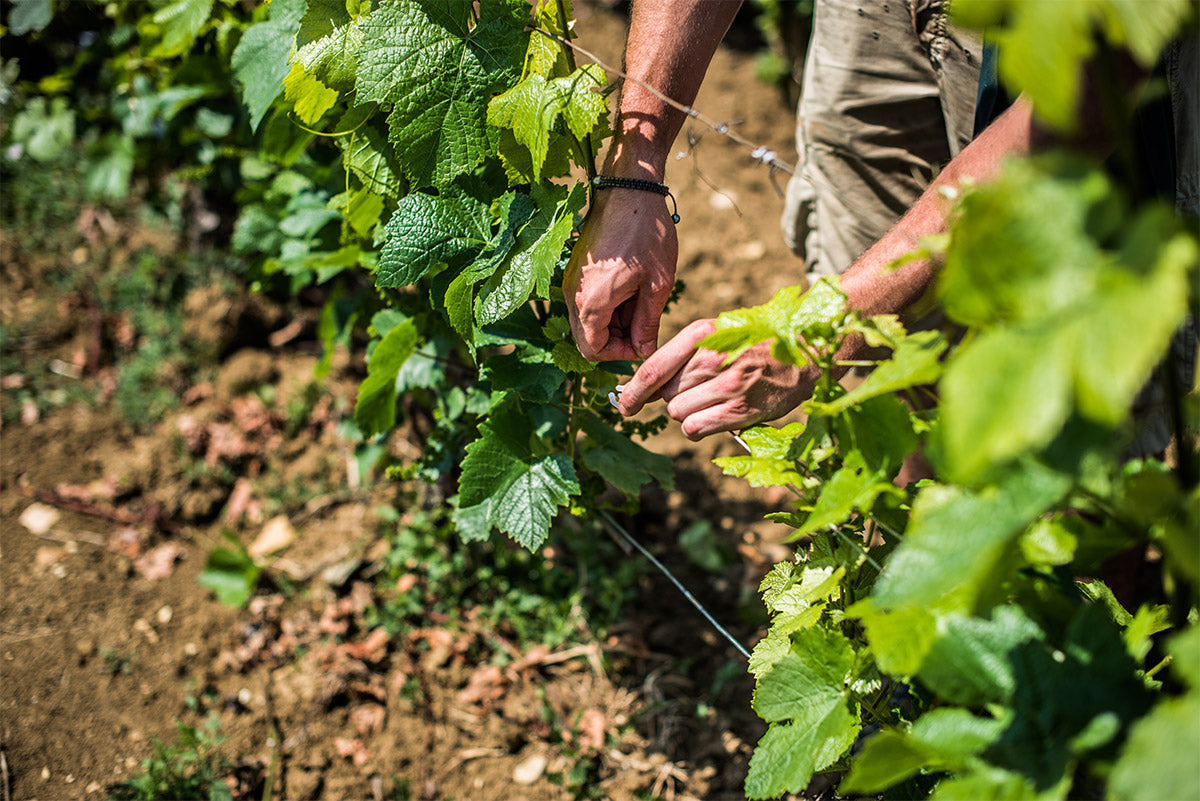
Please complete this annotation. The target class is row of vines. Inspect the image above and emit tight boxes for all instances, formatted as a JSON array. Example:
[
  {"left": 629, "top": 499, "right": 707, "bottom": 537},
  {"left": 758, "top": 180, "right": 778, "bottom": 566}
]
[{"left": 4, "top": 0, "right": 1197, "bottom": 798}]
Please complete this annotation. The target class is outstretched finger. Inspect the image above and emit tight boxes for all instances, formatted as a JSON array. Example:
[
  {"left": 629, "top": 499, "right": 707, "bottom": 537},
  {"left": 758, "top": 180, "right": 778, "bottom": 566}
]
[
  {"left": 619, "top": 319, "right": 715, "bottom": 415},
  {"left": 678, "top": 401, "right": 758, "bottom": 441}
]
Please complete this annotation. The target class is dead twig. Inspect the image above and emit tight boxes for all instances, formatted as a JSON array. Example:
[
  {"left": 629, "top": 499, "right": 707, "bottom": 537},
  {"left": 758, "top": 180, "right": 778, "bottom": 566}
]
[
  {"left": 33, "top": 529, "right": 107, "bottom": 547},
  {"left": 19, "top": 485, "right": 180, "bottom": 534},
  {"left": 438, "top": 747, "right": 504, "bottom": 780}
]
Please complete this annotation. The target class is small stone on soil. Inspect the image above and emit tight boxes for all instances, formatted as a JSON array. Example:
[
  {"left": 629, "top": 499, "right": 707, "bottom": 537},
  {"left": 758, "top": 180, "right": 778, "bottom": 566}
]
[
  {"left": 249, "top": 515, "right": 295, "bottom": 559},
  {"left": 20, "top": 503, "right": 61, "bottom": 536},
  {"left": 512, "top": 752, "right": 548, "bottom": 784}
]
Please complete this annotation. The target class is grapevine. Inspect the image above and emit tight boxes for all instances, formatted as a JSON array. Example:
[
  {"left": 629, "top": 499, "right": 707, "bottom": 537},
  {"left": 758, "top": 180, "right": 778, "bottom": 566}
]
[
  {"left": 704, "top": 2, "right": 1200, "bottom": 796},
  {"left": 7, "top": 0, "right": 1195, "bottom": 798}
]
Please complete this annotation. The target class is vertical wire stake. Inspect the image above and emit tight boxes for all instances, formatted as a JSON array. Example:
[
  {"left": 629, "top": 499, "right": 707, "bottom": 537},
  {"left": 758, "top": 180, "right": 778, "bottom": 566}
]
[{"left": 598, "top": 510, "right": 752, "bottom": 660}]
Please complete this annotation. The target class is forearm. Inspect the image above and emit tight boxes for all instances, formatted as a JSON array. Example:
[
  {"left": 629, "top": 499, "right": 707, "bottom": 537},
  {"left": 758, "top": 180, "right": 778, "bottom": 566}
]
[
  {"left": 605, "top": 0, "right": 743, "bottom": 180},
  {"left": 839, "top": 96, "right": 1039, "bottom": 335}
]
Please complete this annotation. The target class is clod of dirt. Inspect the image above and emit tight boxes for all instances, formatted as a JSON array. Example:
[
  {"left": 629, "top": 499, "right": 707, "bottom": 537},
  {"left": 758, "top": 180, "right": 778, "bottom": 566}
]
[
  {"left": 183, "top": 285, "right": 285, "bottom": 358},
  {"left": 216, "top": 349, "right": 279, "bottom": 398}
]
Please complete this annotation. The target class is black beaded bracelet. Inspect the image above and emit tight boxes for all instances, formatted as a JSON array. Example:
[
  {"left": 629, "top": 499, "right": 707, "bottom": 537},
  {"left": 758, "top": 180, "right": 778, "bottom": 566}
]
[{"left": 592, "top": 176, "right": 680, "bottom": 224}]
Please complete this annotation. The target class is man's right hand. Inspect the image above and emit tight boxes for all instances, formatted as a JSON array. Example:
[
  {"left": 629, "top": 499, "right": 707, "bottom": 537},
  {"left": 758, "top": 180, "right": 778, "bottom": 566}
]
[{"left": 564, "top": 188, "right": 678, "bottom": 362}]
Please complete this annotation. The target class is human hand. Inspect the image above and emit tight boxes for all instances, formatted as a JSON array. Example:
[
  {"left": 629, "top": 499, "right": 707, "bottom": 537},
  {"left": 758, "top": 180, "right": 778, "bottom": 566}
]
[
  {"left": 617, "top": 319, "right": 818, "bottom": 440},
  {"left": 564, "top": 189, "right": 678, "bottom": 361}
]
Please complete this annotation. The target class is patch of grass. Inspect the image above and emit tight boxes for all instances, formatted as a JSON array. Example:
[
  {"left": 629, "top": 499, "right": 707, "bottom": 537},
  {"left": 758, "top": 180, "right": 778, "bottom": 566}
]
[
  {"left": 367, "top": 506, "right": 640, "bottom": 652},
  {"left": 99, "top": 648, "right": 135, "bottom": 676},
  {"left": 107, "top": 716, "right": 233, "bottom": 801},
  {"left": 0, "top": 151, "right": 91, "bottom": 255}
]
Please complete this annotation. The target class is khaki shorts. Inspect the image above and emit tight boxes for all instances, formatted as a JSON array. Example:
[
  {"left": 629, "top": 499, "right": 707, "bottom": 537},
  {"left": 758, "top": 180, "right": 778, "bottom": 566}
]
[{"left": 781, "top": 0, "right": 982, "bottom": 277}]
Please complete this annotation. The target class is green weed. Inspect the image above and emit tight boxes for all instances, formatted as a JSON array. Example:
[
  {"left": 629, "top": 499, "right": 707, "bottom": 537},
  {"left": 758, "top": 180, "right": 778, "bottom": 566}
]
[{"left": 107, "top": 716, "right": 232, "bottom": 801}]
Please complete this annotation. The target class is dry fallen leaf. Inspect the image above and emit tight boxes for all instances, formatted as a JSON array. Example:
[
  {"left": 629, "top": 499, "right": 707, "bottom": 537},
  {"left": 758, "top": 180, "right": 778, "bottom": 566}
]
[
  {"left": 458, "top": 664, "right": 507, "bottom": 707},
  {"left": 349, "top": 703, "right": 387, "bottom": 737},
  {"left": 334, "top": 737, "right": 372, "bottom": 767},
  {"left": 343, "top": 627, "right": 390, "bottom": 664},
  {"left": 577, "top": 708, "right": 608, "bottom": 752},
  {"left": 133, "top": 542, "right": 184, "bottom": 580}
]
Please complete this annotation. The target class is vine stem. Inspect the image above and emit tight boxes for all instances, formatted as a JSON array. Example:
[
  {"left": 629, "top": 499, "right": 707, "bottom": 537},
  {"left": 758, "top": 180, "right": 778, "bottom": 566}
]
[
  {"left": 552, "top": 0, "right": 598, "bottom": 180},
  {"left": 527, "top": 25, "right": 795, "bottom": 177},
  {"left": 730, "top": 431, "right": 888, "bottom": 572},
  {"left": 857, "top": 690, "right": 891, "bottom": 726}
]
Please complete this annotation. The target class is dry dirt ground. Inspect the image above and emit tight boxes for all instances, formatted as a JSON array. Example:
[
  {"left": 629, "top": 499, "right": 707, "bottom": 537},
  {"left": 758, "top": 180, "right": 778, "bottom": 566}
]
[{"left": 1, "top": 6, "right": 815, "bottom": 800}]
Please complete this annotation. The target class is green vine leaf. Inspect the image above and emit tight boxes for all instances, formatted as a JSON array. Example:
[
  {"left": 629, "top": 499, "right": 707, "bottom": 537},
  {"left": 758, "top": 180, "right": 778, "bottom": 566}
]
[
  {"left": 806, "top": 330, "right": 946, "bottom": 417},
  {"left": 231, "top": 0, "right": 305, "bottom": 130},
  {"left": 702, "top": 278, "right": 847, "bottom": 367},
  {"left": 283, "top": 63, "right": 339, "bottom": 125},
  {"left": 354, "top": 318, "right": 419, "bottom": 436},
  {"left": 842, "top": 709, "right": 1004, "bottom": 794},
  {"left": 714, "top": 422, "right": 807, "bottom": 488},
  {"left": 376, "top": 192, "right": 490, "bottom": 287},
  {"left": 916, "top": 606, "right": 1045, "bottom": 707},
  {"left": 1109, "top": 625, "right": 1200, "bottom": 800},
  {"left": 480, "top": 347, "right": 568, "bottom": 404},
  {"left": 953, "top": 0, "right": 1196, "bottom": 131},
  {"left": 525, "top": 0, "right": 573, "bottom": 78},
  {"left": 337, "top": 111, "right": 406, "bottom": 201},
  {"left": 936, "top": 162, "right": 1194, "bottom": 483},
  {"left": 487, "top": 65, "right": 608, "bottom": 180},
  {"left": 458, "top": 402, "right": 580, "bottom": 549},
  {"left": 747, "top": 627, "right": 861, "bottom": 798},
  {"left": 475, "top": 182, "right": 585, "bottom": 325},
  {"left": 792, "top": 451, "right": 901, "bottom": 538},
  {"left": 581, "top": 413, "right": 674, "bottom": 495},
  {"left": 356, "top": 0, "right": 527, "bottom": 189},
  {"left": 147, "top": 0, "right": 217, "bottom": 58},
  {"left": 870, "top": 464, "right": 1071, "bottom": 616},
  {"left": 294, "top": 0, "right": 367, "bottom": 93},
  {"left": 461, "top": 191, "right": 538, "bottom": 285}
]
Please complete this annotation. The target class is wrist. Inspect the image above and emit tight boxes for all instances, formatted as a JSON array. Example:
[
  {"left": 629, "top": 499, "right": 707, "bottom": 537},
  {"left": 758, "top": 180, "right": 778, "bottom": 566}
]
[{"left": 602, "top": 116, "right": 671, "bottom": 181}]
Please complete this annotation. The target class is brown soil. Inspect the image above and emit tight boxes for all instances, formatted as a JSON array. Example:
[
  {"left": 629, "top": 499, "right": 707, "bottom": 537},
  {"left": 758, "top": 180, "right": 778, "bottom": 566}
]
[{"left": 1, "top": 6, "right": 808, "bottom": 800}]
